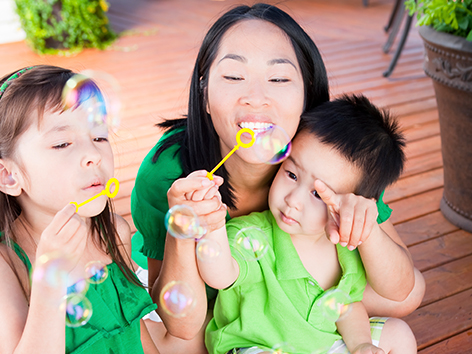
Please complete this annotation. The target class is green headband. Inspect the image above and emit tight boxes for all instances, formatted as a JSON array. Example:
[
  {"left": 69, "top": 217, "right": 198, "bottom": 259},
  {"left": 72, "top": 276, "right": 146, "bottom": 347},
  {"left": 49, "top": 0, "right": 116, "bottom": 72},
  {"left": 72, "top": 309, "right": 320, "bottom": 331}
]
[{"left": 0, "top": 67, "right": 35, "bottom": 100}]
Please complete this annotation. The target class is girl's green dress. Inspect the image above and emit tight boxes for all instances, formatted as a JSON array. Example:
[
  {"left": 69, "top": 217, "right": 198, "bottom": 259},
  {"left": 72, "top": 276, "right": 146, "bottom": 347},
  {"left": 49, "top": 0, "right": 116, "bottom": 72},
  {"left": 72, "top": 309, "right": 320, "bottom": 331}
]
[{"left": 1, "top": 236, "right": 157, "bottom": 354}]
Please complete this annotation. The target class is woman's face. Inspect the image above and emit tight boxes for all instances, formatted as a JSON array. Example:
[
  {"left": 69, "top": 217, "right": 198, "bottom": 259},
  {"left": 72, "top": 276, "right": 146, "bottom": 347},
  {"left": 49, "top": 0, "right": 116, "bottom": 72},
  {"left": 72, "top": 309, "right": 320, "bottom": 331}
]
[{"left": 206, "top": 19, "right": 304, "bottom": 164}]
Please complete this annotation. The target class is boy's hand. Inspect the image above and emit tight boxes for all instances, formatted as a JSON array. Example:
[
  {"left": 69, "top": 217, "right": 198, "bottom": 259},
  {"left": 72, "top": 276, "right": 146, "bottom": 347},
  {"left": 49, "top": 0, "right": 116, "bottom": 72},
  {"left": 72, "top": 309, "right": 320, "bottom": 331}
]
[
  {"left": 167, "top": 170, "right": 226, "bottom": 233},
  {"left": 314, "top": 179, "right": 378, "bottom": 250},
  {"left": 35, "top": 203, "right": 88, "bottom": 277},
  {"left": 351, "top": 343, "right": 385, "bottom": 354}
]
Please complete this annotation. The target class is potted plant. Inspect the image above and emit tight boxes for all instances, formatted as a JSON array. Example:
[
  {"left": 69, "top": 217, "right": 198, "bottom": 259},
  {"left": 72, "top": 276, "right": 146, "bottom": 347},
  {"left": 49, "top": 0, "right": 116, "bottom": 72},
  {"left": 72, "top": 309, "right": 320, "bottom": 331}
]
[
  {"left": 406, "top": 0, "right": 472, "bottom": 232},
  {"left": 14, "top": 0, "right": 117, "bottom": 55}
]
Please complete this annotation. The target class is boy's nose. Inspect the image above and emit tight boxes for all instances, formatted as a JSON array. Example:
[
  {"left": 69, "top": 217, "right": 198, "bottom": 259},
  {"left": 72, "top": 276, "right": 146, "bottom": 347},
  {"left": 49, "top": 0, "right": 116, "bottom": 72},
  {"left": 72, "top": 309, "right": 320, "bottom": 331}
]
[{"left": 285, "top": 189, "right": 303, "bottom": 211}]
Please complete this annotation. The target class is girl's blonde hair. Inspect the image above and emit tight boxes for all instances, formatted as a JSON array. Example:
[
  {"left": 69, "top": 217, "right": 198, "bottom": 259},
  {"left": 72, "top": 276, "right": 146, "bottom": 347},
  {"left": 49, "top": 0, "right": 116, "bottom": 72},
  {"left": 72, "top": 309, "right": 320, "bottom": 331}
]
[{"left": 0, "top": 65, "right": 140, "bottom": 299}]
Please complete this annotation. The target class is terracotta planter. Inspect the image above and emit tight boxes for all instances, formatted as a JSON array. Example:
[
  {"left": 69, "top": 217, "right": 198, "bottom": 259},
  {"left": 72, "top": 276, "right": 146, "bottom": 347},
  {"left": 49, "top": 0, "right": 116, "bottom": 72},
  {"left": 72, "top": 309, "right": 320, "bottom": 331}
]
[{"left": 419, "top": 26, "right": 472, "bottom": 232}]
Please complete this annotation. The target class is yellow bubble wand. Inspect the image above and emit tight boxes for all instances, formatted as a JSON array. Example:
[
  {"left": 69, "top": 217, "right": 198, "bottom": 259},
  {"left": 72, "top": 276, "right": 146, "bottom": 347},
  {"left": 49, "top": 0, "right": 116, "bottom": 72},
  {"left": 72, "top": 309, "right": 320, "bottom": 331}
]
[
  {"left": 70, "top": 177, "right": 120, "bottom": 212},
  {"left": 206, "top": 128, "right": 256, "bottom": 180}
]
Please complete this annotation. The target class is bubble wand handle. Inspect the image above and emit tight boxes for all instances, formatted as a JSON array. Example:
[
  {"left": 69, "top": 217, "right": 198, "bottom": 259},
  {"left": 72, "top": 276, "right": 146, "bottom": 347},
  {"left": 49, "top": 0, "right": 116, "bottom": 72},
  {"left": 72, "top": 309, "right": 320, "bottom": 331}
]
[
  {"left": 206, "top": 128, "right": 255, "bottom": 181},
  {"left": 70, "top": 178, "right": 120, "bottom": 212}
]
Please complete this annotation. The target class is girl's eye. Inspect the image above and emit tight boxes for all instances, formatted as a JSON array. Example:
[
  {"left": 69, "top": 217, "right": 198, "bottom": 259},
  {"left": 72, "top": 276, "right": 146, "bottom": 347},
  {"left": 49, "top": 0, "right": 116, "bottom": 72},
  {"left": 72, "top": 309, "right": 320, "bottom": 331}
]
[
  {"left": 53, "top": 142, "right": 70, "bottom": 149},
  {"left": 287, "top": 171, "right": 297, "bottom": 181},
  {"left": 312, "top": 190, "right": 321, "bottom": 200}
]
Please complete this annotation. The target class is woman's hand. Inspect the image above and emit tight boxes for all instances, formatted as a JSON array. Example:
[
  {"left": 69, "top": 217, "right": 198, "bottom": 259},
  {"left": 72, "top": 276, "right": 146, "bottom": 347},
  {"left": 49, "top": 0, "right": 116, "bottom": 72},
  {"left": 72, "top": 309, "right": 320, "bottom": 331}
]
[
  {"left": 314, "top": 179, "right": 379, "bottom": 250},
  {"left": 167, "top": 170, "right": 226, "bottom": 233}
]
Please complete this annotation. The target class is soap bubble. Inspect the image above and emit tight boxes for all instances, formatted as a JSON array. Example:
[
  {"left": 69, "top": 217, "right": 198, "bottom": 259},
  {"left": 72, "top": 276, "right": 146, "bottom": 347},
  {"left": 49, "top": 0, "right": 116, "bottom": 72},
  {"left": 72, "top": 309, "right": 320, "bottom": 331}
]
[
  {"left": 196, "top": 238, "right": 221, "bottom": 262},
  {"left": 317, "top": 288, "right": 352, "bottom": 322},
  {"left": 271, "top": 342, "right": 296, "bottom": 354},
  {"left": 68, "top": 278, "right": 90, "bottom": 296},
  {"left": 233, "top": 226, "right": 269, "bottom": 261},
  {"left": 32, "top": 251, "right": 74, "bottom": 288},
  {"left": 62, "top": 70, "right": 121, "bottom": 133},
  {"left": 84, "top": 260, "right": 109, "bottom": 284},
  {"left": 61, "top": 293, "right": 93, "bottom": 327},
  {"left": 252, "top": 125, "right": 291, "bottom": 164},
  {"left": 159, "top": 280, "right": 196, "bottom": 318},
  {"left": 165, "top": 205, "right": 206, "bottom": 240}
]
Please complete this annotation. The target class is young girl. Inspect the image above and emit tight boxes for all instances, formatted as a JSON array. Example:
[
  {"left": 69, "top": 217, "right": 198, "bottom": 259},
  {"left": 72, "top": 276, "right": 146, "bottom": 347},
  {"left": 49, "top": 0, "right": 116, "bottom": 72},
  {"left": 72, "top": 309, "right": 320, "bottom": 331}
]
[{"left": 0, "top": 65, "right": 160, "bottom": 354}]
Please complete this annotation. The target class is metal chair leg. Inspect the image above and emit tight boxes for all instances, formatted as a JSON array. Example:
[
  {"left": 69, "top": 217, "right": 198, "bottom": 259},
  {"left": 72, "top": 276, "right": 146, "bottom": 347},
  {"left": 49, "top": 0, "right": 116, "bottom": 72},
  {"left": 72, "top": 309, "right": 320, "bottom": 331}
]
[
  {"left": 383, "top": 12, "right": 414, "bottom": 77},
  {"left": 383, "top": 2, "right": 406, "bottom": 53},
  {"left": 384, "top": 0, "right": 403, "bottom": 32}
]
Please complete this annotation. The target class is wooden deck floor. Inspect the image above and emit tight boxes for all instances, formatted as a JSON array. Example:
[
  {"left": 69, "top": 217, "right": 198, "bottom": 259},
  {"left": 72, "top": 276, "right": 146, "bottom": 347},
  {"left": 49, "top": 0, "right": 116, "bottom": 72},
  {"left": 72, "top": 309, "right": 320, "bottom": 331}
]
[{"left": 1, "top": 0, "right": 471, "bottom": 352}]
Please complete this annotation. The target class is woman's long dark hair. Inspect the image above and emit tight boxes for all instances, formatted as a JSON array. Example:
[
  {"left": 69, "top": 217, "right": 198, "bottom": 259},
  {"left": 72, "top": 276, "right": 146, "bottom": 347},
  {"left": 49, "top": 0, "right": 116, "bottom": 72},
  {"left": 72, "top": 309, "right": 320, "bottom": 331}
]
[
  {"left": 0, "top": 65, "right": 141, "bottom": 300},
  {"left": 153, "top": 3, "right": 329, "bottom": 209}
]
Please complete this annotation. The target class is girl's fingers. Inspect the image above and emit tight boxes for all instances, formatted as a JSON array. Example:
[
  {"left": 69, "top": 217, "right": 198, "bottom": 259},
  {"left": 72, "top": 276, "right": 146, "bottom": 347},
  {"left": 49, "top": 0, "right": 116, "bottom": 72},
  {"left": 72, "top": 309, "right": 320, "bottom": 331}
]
[
  {"left": 185, "top": 196, "right": 222, "bottom": 217},
  {"left": 45, "top": 203, "right": 77, "bottom": 235}
]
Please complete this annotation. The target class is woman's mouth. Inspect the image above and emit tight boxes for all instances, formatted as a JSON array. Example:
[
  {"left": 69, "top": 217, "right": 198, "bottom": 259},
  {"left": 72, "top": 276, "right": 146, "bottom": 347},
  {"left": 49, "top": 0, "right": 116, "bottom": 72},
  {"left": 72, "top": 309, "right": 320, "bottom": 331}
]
[{"left": 239, "top": 122, "right": 273, "bottom": 133}]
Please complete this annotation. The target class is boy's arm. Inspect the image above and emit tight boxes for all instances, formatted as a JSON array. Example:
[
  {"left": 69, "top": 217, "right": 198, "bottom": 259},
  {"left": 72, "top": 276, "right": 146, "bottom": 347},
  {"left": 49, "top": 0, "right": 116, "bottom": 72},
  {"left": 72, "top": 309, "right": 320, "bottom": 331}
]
[
  {"left": 335, "top": 302, "right": 385, "bottom": 354},
  {"left": 315, "top": 180, "right": 415, "bottom": 301},
  {"left": 196, "top": 224, "right": 239, "bottom": 290}
]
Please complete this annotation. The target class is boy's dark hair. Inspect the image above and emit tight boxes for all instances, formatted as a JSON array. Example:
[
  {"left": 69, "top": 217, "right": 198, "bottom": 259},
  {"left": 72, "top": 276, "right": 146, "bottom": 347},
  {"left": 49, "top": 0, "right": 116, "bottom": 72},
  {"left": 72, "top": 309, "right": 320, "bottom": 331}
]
[{"left": 298, "top": 94, "right": 405, "bottom": 200}]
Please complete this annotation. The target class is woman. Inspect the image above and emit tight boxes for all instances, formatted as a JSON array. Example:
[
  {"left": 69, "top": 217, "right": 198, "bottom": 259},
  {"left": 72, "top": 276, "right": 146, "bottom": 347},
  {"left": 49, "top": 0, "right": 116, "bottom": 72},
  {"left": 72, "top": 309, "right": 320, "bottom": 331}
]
[{"left": 131, "top": 3, "right": 424, "bottom": 352}]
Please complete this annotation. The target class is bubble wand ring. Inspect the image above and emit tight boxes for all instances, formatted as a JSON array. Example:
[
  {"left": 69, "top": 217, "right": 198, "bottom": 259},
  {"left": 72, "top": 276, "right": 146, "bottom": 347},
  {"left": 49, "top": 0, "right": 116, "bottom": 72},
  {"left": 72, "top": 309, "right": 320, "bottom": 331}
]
[
  {"left": 70, "top": 177, "right": 120, "bottom": 212},
  {"left": 206, "top": 128, "right": 255, "bottom": 180}
]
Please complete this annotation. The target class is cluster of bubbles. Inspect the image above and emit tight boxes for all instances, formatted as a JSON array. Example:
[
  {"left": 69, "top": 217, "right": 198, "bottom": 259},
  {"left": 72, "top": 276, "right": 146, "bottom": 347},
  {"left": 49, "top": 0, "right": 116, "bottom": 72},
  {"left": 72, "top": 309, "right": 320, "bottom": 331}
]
[
  {"left": 62, "top": 70, "right": 121, "bottom": 133},
  {"left": 33, "top": 253, "right": 109, "bottom": 327},
  {"left": 251, "top": 125, "right": 292, "bottom": 165}
]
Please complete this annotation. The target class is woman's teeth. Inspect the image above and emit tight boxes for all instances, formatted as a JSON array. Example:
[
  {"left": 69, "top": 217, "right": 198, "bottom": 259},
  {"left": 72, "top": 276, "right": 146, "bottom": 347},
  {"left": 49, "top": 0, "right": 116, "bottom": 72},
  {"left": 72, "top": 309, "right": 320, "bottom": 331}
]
[{"left": 239, "top": 122, "right": 273, "bottom": 132}]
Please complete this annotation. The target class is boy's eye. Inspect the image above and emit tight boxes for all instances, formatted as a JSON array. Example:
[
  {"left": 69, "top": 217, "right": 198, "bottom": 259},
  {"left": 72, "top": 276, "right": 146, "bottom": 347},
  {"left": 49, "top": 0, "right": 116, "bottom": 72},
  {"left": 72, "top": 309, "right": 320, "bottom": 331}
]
[
  {"left": 53, "top": 142, "right": 70, "bottom": 149},
  {"left": 312, "top": 190, "right": 321, "bottom": 199},
  {"left": 287, "top": 171, "right": 297, "bottom": 181}
]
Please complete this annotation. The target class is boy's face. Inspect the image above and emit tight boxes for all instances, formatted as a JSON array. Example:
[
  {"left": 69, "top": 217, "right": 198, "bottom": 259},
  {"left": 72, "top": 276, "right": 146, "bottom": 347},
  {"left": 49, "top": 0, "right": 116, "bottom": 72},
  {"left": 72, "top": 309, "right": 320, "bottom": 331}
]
[{"left": 269, "top": 131, "right": 362, "bottom": 238}]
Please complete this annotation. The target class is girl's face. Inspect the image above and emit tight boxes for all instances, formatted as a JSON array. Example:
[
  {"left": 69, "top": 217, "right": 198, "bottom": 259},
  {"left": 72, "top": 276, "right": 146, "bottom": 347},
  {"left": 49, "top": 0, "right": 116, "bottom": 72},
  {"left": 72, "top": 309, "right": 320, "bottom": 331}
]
[
  {"left": 206, "top": 19, "right": 304, "bottom": 164},
  {"left": 11, "top": 105, "right": 114, "bottom": 218}
]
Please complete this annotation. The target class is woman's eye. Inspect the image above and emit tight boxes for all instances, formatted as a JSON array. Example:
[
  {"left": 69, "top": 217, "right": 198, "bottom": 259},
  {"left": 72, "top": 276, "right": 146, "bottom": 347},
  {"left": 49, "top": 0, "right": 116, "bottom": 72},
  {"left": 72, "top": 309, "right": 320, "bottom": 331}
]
[
  {"left": 94, "top": 137, "right": 108, "bottom": 142},
  {"left": 270, "top": 78, "right": 289, "bottom": 83},
  {"left": 312, "top": 190, "right": 321, "bottom": 199},
  {"left": 223, "top": 76, "right": 243, "bottom": 81},
  {"left": 287, "top": 171, "right": 297, "bottom": 181},
  {"left": 52, "top": 142, "right": 70, "bottom": 149}
]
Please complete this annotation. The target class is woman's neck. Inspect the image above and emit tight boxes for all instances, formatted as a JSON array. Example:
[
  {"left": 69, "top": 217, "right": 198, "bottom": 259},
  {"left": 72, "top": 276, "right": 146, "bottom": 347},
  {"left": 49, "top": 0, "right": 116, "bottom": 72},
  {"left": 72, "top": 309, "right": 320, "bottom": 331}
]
[{"left": 225, "top": 156, "right": 279, "bottom": 218}]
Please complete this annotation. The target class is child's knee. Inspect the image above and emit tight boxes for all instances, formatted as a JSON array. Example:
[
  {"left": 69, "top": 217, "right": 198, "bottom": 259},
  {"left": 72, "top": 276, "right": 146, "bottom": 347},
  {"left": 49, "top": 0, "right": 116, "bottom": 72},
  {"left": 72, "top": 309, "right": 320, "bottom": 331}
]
[{"left": 380, "top": 318, "right": 417, "bottom": 353}]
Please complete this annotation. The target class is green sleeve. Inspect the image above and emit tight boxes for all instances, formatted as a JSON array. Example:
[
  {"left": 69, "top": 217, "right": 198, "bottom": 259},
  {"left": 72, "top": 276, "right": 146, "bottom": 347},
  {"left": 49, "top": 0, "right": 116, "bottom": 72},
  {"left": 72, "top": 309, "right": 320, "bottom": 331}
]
[
  {"left": 131, "top": 133, "right": 183, "bottom": 261},
  {"left": 376, "top": 191, "right": 392, "bottom": 224}
]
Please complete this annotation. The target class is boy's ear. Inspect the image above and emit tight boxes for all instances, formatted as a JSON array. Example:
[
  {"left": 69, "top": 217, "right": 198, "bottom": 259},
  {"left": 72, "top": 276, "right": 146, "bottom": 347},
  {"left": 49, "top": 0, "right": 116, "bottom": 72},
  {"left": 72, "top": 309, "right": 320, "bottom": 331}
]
[{"left": 0, "top": 160, "right": 22, "bottom": 196}]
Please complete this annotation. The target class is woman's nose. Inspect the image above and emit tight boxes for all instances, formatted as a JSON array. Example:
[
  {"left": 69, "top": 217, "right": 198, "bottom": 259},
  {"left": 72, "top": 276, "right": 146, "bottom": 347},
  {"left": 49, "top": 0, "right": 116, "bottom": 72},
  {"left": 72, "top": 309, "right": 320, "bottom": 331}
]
[{"left": 240, "top": 79, "right": 269, "bottom": 108}]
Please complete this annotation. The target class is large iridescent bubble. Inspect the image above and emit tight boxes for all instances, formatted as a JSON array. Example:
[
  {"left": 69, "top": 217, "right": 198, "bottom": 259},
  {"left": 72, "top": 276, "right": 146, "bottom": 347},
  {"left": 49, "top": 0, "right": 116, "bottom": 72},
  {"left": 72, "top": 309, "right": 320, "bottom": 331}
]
[
  {"left": 165, "top": 205, "right": 207, "bottom": 240},
  {"left": 233, "top": 226, "right": 270, "bottom": 261},
  {"left": 251, "top": 125, "right": 291, "bottom": 164},
  {"left": 62, "top": 70, "right": 121, "bottom": 133},
  {"left": 159, "top": 280, "right": 196, "bottom": 318}
]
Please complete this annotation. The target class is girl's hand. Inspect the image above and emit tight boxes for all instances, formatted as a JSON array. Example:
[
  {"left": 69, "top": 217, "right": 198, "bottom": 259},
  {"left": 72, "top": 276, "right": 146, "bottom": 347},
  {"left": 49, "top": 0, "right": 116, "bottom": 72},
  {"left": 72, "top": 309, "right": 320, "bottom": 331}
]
[
  {"left": 314, "top": 179, "right": 379, "bottom": 250},
  {"left": 351, "top": 343, "right": 386, "bottom": 354},
  {"left": 35, "top": 203, "right": 88, "bottom": 276}
]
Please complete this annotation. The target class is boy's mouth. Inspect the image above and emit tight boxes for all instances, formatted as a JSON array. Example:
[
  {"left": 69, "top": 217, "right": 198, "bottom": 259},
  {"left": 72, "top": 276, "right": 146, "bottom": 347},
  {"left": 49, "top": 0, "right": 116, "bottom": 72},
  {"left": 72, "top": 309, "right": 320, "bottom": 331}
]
[{"left": 280, "top": 211, "right": 298, "bottom": 225}]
